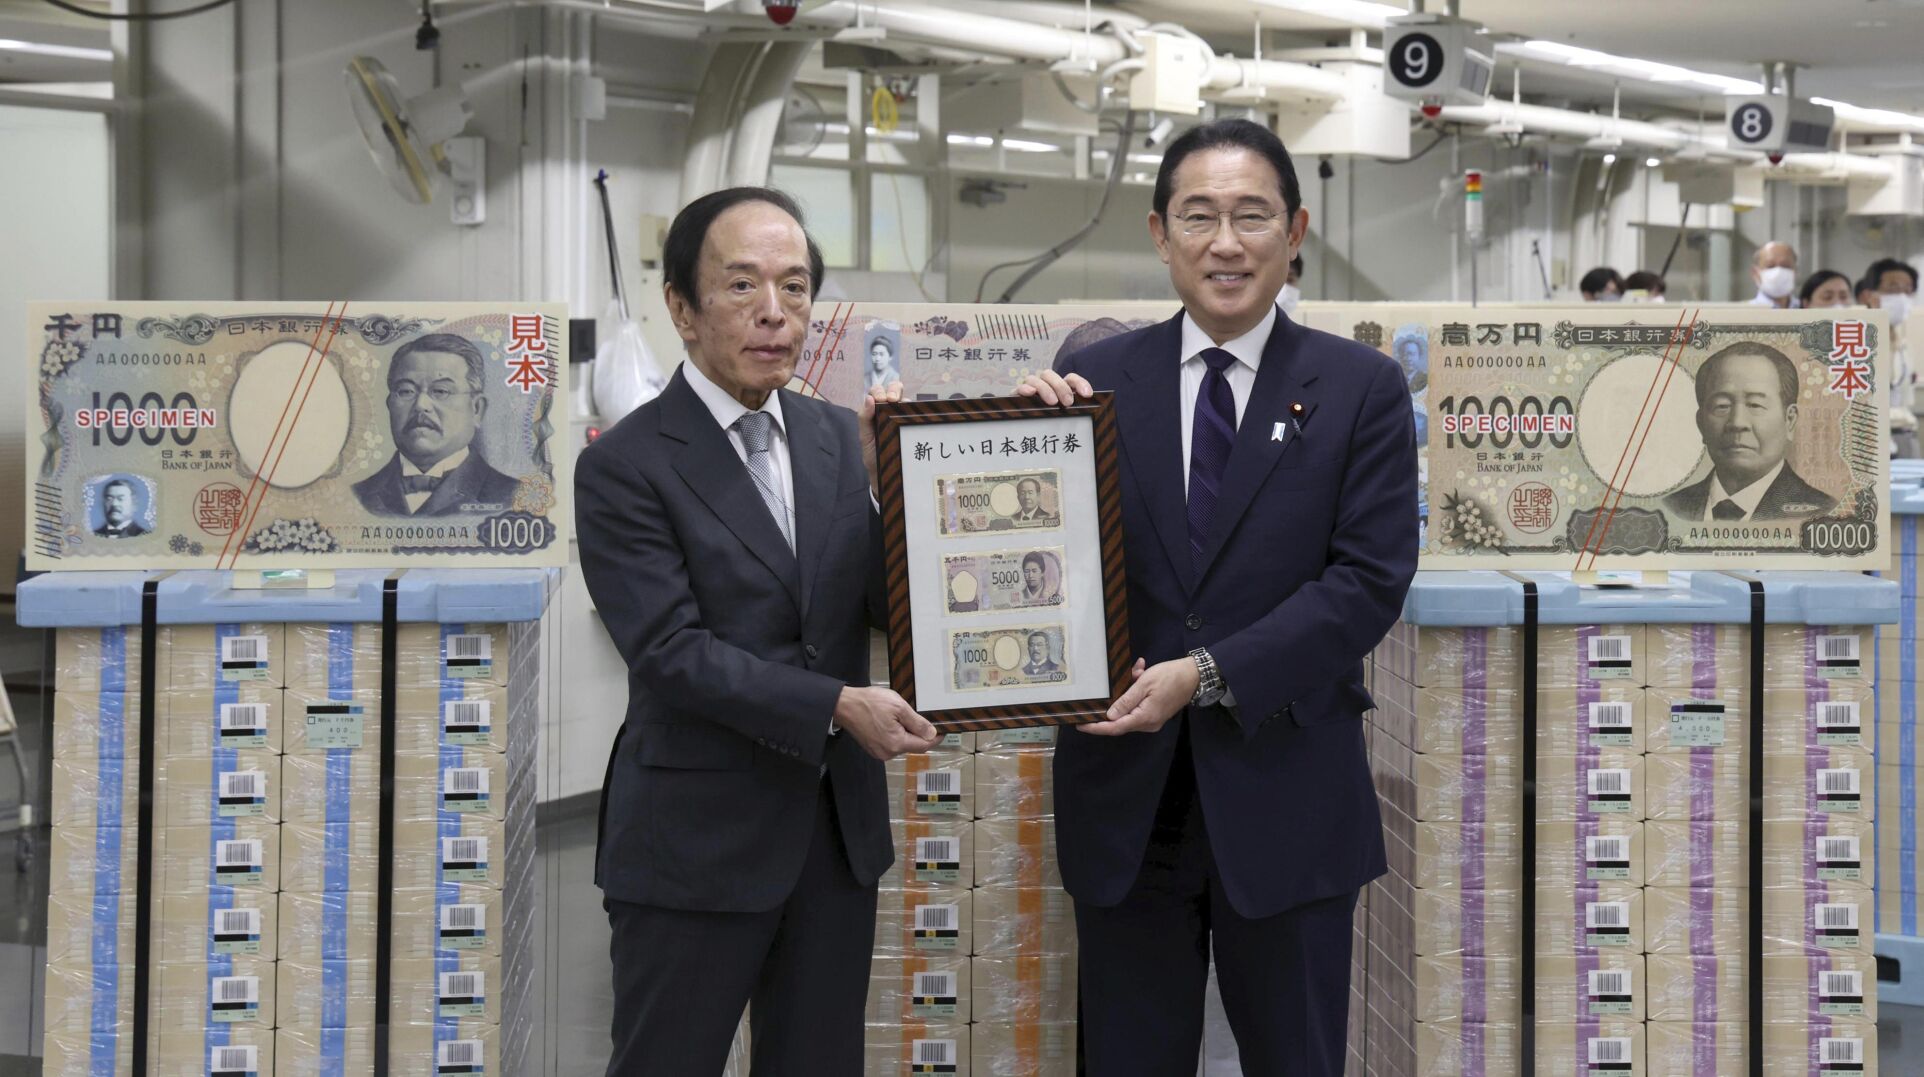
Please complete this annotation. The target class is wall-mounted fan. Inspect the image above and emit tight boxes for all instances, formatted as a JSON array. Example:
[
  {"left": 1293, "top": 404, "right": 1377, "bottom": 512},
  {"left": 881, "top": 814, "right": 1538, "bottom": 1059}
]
[
  {"left": 777, "top": 85, "right": 830, "bottom": 158},
  {"left": 345, "top": 55, "right": 481, "bottom": 219}
]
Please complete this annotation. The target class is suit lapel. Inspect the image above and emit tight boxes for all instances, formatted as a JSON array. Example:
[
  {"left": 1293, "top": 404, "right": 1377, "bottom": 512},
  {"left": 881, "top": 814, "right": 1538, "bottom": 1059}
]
[
  {"left": 1117, "top": 314, "right": 1196, "bottom": 594},
  {"left": 784, "top": 393, "right": 838, "bottom": 619},
  {"left": 366, "top": 458, "right": 411, "bottom": 516},
  {"left": 660, "top": 370, "right": 803, "bottom": 613},
  {"left": 1196, "top": 311, "right": 1318, "bottom": 578},
  {"left": 417, "top": 453, "right": 482, "bottom": 516}
]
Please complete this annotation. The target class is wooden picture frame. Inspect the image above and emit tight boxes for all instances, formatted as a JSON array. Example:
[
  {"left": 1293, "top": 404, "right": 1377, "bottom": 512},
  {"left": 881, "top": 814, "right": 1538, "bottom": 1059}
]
[{"left": 874, "top": 393, "right": 1130, "bottom": 732}]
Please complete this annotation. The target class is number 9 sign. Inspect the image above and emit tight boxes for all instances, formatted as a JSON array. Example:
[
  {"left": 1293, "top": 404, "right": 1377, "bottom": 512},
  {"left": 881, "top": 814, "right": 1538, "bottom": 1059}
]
[
  {"left": 1730, "top": 101, "right": 1774, "bottom": 145},
  {"left": 1389, "top": 32, "right": 1443, "bottom": 89}
]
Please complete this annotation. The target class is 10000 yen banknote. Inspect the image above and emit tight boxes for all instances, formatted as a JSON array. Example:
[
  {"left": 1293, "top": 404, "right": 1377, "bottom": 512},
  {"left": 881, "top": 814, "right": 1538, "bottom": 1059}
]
[
  {"left": 942, "top": 548, "right": 1067, "bottom": 614},
  {"left": 1312, "top": 306, "right": 1891, "bottom": 570},
  {"left": 27, "top": 303, "right": 570, "bottom": 569},
  {"left": 936, "top": 471, "right": 1062, "bottom": 536},
  {"left": 951, "top": 625, "right": 1069, "bottom": 691}
]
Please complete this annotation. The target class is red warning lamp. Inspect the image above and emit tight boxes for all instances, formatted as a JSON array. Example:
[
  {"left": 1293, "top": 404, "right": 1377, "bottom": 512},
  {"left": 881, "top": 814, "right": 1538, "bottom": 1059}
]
[
  {"left": 763, "top": 0, "right": 799, "bottom": 24},
  {"left": 1420, "top": 96, "right": 1443, "bottom": 120}
]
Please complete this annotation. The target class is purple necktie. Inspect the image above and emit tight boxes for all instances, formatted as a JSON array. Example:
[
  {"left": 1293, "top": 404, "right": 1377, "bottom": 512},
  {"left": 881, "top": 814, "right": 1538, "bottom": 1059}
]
[{"left": 1187, "top": 348, "right": 1238, "bottom": 569}]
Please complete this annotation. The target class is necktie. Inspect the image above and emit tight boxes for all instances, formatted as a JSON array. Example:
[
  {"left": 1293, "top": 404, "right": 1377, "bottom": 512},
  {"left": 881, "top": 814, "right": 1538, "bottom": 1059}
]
[
  {"left": 1187, "top": 348, "right": 1238, "bottom": 569},
  {"left": 400, "top": 473, "right": 442, "bottom": 495},
  {"left": 1712, "top": 498, "right": 1744, "bottom": 521},
  {"left": 735, "top": 411, "right": 794, "bottom": 552}
]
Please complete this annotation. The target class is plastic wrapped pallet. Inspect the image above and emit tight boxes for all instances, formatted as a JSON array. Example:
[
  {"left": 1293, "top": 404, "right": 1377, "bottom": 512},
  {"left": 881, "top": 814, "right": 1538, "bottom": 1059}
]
[
  {"left": 1762, "top": 952, "right": 1879, "bottom": 1024},
  {"left": 1533, "top": 1019, "right": 1644, "bottom": 1075},
  {"left": 1379, "top": 803, "right": 1524, "bottom": 891},
  {"left": 1535, "top": 821, "right": 1645, "bottom": 888},
  {"left": 1535, "top": 952, "right": 1644, "bottom": 1023},
  {"left": 865, "top": 1024, "right": 970, "bottom": 1077},
  {"left": 1643, "top": 685, "right": 1749, "bottom": 754},
  {"left": 975, "top": 817, "right": 1062, "bottom": 888},
  {"left": 971, "top": 886, "right": 1075, "bottom": 956},
  {"left": 1646, "top": 1021, "right": 1747, "bottom": 1077},
  {"left": 159, "top": 623, "right": 289, "bottom": 689},
  {"left": 1369, "top": 877, "right": 1519, "bottom": 958},
  {"left": 1765, "top": 685, "right": 1875, "bottom": 756},
  {"left": 1538, "top": 624, "right": 1647, "bottom": 688},
  {"left": 1368, "top": 731, "right": 1522, "bottom": 823},
  {"left": 972, "top": 1021, "right": 1073, "bottom": 1077},
  {"left": 1647, "top": 622, "right": 1750, "bottom": 690},
  {"left": 1644, "top": 886, "right": 1748, "bottom": 954},
  {"left": 971, "top": 953, "right": 1076, "bottom": 1023},
  {"left": 154, "top": 889, "right": 277, "bottom": 964},
  {"left": 866, "top": 954, "right": 971, "bottom": 1025},
  {"left": 395, "top": 681, "right": 510, "bottom": 755},
  {"left": 1762, "top": 818, "right": 1874, "bottom": 890},
  {"left": 1645, "top": 954, "right": 1746, "bottom": 1023},
  {"left": 1645, "top": 821, "right": 1745, "bottom": 888},
  {"left": 1533, "top": 883, "right": 1643, "bottom": 954},
  {"left": 281, "top": 686, "right": 385, "bottom": 755},
  {"left": 1761, "top": 1020, "right": 1877, "bottom": 1077},
  {"left": 1367, "top": 676, "right": 1522, "bottom": 756},
  {"left": 51, "top": 623, "right": 149, "bottom": 694},
  {"left": 877, "top": 819, "right": 974, "bottom": 890},
  {"left": 1536, "top": 683, "right": 1644, "bottom": 756},
  {"left": 1763, "top": 624, "right": 1872, "bottom": 689},
  {"left": 1764, "top": 887, "right": 1869, "bottom": 956},
  {"left": 973, "top": 747, "right": 1054, "bottom": 819},
  {"left": 275, "top": 954, "right": 504, "bottom": 1029},
  {"left": 274, "top": 1023, "right": 502, "bottom": 1077},
  {"left": 1644, "top": 750, "right": 1745, "bottom": 822},
  {"left": 1537, "top": 750, "right": 1644, "bottom": 822},
  {"left": 152, "top": 957, "right": 277, "bottom": 1030},
  {"left": 1762, "top": 748, "right": 1875, "bottom": 822},
  {"left": 874, "top": 888, "right": 972, "bottom": 957},
  {"left": 1373, "top": 621, "right": 1522, "bottom": 690},
  {"left": 151, "top": 1028, "right": 275, "bottom": 1077},
  {"left": 284, "top": 621, "right": 512, "bottom": 691}
]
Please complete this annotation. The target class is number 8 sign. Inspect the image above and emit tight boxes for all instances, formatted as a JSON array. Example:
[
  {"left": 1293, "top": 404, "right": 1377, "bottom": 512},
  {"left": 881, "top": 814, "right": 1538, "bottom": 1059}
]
[{"left": 1730, "top": 101, "right": 1774, "bottom": 145}]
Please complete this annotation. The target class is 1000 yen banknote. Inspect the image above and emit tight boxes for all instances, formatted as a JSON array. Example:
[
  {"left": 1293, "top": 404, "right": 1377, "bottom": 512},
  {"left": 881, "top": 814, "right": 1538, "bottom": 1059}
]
[
  {"left": 27, "top": 303, "right": 570, "bottom": 569},
  {"left": 936, "top": 471, "right": 1062, "bottom": 536},
  {"left": 942, "top": 548, "right": 1067, "bottom": 614},
  {"left": 951, "top": 625, "right": 1069, "bottom": 691}
]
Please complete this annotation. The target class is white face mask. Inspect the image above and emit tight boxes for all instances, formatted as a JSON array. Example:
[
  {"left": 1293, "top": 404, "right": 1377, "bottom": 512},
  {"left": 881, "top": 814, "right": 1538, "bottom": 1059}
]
[
  {"left": 1278, "top": 284, "right": 1302, "bottom": 312},
  {"left": 1758, "top": 265, "right": 1797, "bottom": 300},
  {"left": 1882, "top": 292, "right": 1913, "bottom": 326}
]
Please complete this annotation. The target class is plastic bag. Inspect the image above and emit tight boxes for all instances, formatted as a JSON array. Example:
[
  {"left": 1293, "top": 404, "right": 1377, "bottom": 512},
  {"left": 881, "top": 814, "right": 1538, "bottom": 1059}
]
[{"left": 591, "top": 297, "right": 666, "bottom": 424}]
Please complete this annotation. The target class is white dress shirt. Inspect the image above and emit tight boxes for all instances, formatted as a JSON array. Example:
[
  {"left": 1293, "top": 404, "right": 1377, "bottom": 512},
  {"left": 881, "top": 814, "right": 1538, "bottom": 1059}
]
[
  {"left": 682, "top": 361, "right": 797, "bottom": 545},
  {"left": 1701, "top": 461, "right": 1785, "bottom": 522},
  {"left": 1178, "top": 303, "right": 1275, "bottom": 495},
  {"left": 401, "top": 447, "right": 471, "bottom": 514}
]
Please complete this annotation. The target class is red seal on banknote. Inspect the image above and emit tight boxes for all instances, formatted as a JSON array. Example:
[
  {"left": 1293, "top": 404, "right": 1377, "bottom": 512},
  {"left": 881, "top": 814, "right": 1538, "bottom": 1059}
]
[
  {"left": 194, "top": 482, "right": 247, "bottom": 535},
  {"left": 1508, "top": 482, "right": 1556, "bottom": 535}
]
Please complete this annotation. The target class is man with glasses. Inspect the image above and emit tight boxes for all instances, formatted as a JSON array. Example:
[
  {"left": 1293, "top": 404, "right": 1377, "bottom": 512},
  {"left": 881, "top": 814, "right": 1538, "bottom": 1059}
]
[
  {"left": 354, "top": 333, "right": 521, "bottom": 517},
  {"left": 1019, "top": 118, "right": 1417, "bottom": 1075}
]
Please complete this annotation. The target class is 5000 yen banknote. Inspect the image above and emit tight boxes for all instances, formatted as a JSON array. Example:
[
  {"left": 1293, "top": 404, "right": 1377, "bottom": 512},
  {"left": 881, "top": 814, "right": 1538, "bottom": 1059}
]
[
  {"left": 27, "top": 303, "right": 570, "bottom": 569},
  {"left": 942, "top": 548, "right": 1067, "bottom": 614},
  {"left": 936, "top": 471, "right": 1062, "bottom": 536},
  {"left": 951, "top": 625, "right": 1070, "bottom": 691},
  {"left": 1336, "top": 307, "right": 1890, "bottom": 571}
]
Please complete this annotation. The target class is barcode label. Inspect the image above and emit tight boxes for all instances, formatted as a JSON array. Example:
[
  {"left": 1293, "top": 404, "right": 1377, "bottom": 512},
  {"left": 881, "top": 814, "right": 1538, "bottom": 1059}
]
[
  {"left": 216, "top": 909, "right": 260, "bottom": 935},
  {"left": 446, "top": 767, "right": 490, "bottom": 795},
  {"left": 211, "top": 1046, "right": 257, "bottom": 1073},
  {"left": 445, "top": 701, "right": 492, "bottom": 728},
  {"left": 443, "top": 904, "right": 484, "bottom": 931},
  {"left": 217, "top": 840, "right": 262, "bottom": 867},
  {"left": 441, "top": 971, "right": 484, "bottom": 998},
  {"left": 1589, "top": 702, "right": 1631, "bottom": 728},
  {"left": 917, "top": 770, "right": 959, "bottom": 795},
  {"left": 215, "top": 976, "right": 258, "bottom": 1003},
  {"left": 916, "top": 838, "right": 958, "bottom": 862},
  {"left": 1819, "top": 768, "right": 1860, "bottom": 795},
  {"left": 1587, "top": 902, "right": 1628, "bottom": 928},
  {"left": 1589, "top": 970, "right": 1627, "bottom": 996},
  {"left": 1589, "top": 635, "right": 1629, "bottom": 661},
  {"left": 1589, "top": 1037, "right": 1631, "bottom": 1064},
  {"left": 445, "top": 837, "right": 486, "bottom": 863},
  {"left": 1821, "top": 971, "right": 1863, "bottom": 998},
  {"left": 916, "top": 904, "right": 958, "bottom": 931},
  {"left": 1819, "top": 635, "right": 1860, "bottom": 662},
  {"left": 914, "top": 971, "right": 956, "bottom": 998},
  {"left": 1818, "top": 903, "right": 1859, "bottom": 930},
  {"left": 1817, "top": 702, "right": 1860, "bottom": 728},
  {"left": 439, "top": 1040, "right": 483, "bottom": 1069},
  {"left": 222, "top": 636, "right": 266, "bottom": 663},
  {"left": 1820, "top": 1038, "right": 1863, "bottom": 1064},
  {"left": 220, "top": 771, "right": 264, "bottom": 798},
  {"left": 1586, "top": 836, "right": 1628, "bottom": 862},
  {"left": 913, "top": 1039, "right": 956, "bottom": 1065},
  {"left": 1589, "top": 768, "right": 1629, "bottom": 795},
  {"left": 219, "top": 703, "right": 267, "bottom": 730},
  {"left": 448, "top": 634, "right": 492, "bottom": 660},
  {"left": 1819, "top": 836, "right": 1861, "bottom": 862}
]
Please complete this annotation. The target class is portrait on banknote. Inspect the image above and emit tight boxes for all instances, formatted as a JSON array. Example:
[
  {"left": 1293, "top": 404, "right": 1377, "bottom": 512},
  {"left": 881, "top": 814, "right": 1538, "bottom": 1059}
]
[
  {"left": 26, "top": 302, "right": 570, "bottom": 570},
  {"left": 873, "top": 393, "right": 1130, "bottom": 732}
]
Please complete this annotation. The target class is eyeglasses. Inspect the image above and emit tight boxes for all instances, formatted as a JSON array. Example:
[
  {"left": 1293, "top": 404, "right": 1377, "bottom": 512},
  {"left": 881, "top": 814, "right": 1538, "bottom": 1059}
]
[
  {"left": 389, "top": 381, "right": 475, "bottom": 405},
  {"left": 1171, "top": 209, "right": 1284, "bottom": 237}
]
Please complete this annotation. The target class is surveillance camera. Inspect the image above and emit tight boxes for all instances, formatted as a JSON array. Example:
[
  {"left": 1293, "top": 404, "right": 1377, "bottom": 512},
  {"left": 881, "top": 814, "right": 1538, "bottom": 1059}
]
[{"left": 1144, "top": 117, "right": 1176, "bottom": 149}]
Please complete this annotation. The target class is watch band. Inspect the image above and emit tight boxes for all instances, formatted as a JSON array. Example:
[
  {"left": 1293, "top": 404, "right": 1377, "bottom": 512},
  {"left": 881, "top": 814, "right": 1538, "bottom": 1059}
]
[{"left": 1189, "top": 647, "right": 1224, "bottom": 707}]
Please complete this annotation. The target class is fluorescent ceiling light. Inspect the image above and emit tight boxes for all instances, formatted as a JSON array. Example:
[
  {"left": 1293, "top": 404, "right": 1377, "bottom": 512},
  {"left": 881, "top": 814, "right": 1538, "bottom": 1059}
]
[
  {"left": 1507, "top": 40, "right": 1762, "bottom": 95},
  {"left": 1811, "top": 96, "right": 1924, "bottom": 132},
  {"left": 0, "top": 38, "right": 112, "bottom": 62},
  {"left": 945, "top": 133, "right": 995, "bottom": 147},
  {"left": 1000, "top": 138, "right": 1059, "bottom": 152},
  {"left": 1250, "top": 0, "right": 1402, "bottom": 29}
]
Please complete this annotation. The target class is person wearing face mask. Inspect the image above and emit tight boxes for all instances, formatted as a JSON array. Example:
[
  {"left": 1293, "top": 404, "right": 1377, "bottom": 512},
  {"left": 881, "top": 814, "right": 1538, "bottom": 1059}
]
[
  {"left": 1277, "top": 254, "right": 1304, "bottom": 316},
  {"left": 1798, "top": 270, "right": 1854, "bottom": 310},
  {"left": 1580, "top": 266, "right": 1624, "bottom": 302},
  {"left": 1867, "top": 258, "right": 1917, "bottom": 331},
  {"left": 1748, "top": 242, "right": 1800, "bottom": 308},
  {"left": 1868, "top": 259, "right": 1920, "bottom": 457}
]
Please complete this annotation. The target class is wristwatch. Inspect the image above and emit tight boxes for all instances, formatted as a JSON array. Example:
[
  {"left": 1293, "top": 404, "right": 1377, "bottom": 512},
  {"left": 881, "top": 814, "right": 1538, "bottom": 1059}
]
[{"left": 1188, "top": 647, "right": 1226, "bottom": 708}]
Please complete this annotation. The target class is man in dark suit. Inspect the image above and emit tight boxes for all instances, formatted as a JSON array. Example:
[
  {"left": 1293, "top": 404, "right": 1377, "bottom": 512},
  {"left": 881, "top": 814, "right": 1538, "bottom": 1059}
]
[
  {"left": 354, "top": 334, "right": 521, "bottom": 517},
  {"left": 1010, "top": 476, "right": 1056, "bottom": 523},
  {"left": 1021, "top": 630, "right": 1062, "bottom": 677},
  {"left": 575, "top": 186, "right": 939, "bottom": 1076},
  {"left": 1662, "top": 342, "right": 1836, "bottom": 522},
  {"left": 1021, "top": 119, "right": 1418, "bottom": 1075},
  {"left": 94, "top": 478, "right": 148, "bottom": 537}
]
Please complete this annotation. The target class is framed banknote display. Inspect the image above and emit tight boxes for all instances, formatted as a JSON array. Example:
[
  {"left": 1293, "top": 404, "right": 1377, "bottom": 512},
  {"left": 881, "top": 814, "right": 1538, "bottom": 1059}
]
[{"left": 874, "top": 393, "right": 1130, "bottom": 732}]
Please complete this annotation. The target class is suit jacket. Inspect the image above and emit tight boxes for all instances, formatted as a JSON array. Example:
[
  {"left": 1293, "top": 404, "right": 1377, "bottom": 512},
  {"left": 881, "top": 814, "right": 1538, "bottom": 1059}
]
[
  {"left": 352, "top": 450, "right": 520, "bottom": 517},
  {"left": 94, "top": 522, "right": 147, "bottom": 538},
  {"left": 1054, "top": 309, "right": 1418, "bottom": 919},
  {"left": 1662, "top": 464, "right": 1836, "bottom": 521},
  {"left": 576, "top": 367, "right": 892, "bottom": 913}
]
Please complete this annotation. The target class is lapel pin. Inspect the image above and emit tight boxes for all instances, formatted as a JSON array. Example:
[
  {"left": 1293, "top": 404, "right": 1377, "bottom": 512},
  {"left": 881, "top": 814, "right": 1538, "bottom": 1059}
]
[{"left": 1271, "top": 421, "right": 1287, "bottom": 443}]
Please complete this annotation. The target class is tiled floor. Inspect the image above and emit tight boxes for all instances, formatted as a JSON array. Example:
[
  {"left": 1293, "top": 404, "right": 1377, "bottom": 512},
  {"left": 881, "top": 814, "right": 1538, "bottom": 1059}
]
[{"left": 1, "top": 661, "right": 1920, "bottom": 1075}]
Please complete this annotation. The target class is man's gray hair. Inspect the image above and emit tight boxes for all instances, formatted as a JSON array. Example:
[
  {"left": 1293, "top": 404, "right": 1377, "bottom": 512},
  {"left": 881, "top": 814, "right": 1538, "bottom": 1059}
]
[{"left": 393, "top": 333, "right": 487, "bottom": 395}]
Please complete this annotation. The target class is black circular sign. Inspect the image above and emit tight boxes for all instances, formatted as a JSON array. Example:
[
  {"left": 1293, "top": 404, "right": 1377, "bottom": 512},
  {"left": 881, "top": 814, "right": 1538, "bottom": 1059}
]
[
  {"left": 1730, "top": 102, "right": 1774, "bottom": 145},
  {"left": 1389, "top": 32, "right": 1444, "bottom": 89}
]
